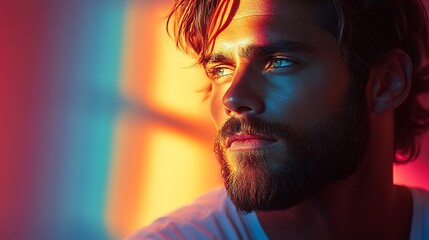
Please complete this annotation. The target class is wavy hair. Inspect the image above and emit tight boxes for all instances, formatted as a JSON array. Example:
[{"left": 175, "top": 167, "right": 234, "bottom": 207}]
[{"left": 166, "top": 0, "right": 429, "bottom": 163}]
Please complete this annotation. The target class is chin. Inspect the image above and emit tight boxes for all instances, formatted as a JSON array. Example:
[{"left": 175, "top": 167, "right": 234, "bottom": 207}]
[
  {"left": 214, "top": 91, "right": 369, "bottom": 212},
  {"left": 218, "top": 143, "right": 302, "bottom": 212},
  {"left": 216, "top": 126, "right": 367, "bottom": 213}
]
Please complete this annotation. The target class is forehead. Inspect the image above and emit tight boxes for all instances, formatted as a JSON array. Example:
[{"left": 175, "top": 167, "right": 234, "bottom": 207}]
[{"left": 210, "top": 0, "right": 323, "bottom": 53}]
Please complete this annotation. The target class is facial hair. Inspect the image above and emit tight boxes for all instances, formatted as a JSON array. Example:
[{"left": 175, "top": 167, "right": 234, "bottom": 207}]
[{"left": 214, "top": 91, "right": 369, "bottom": 213}]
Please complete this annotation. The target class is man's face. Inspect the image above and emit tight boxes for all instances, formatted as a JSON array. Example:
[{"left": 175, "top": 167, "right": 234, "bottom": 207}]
[{"left": 205, "top": 0, "right": 369, "bottom": 212}]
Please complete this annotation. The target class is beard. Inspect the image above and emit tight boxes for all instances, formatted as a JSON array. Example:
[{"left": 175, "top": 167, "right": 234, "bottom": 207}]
[{"left": 214, "top": 90, "right": 369, "bottom": 213}]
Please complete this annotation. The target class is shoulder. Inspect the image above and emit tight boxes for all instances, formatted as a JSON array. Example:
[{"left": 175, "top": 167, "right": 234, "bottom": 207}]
[
  {"left": 408, "top": 186, "right": 429, "bottom": 240},
  {"left": 125, "top": 188, "right": 260, "bottom": 239}
]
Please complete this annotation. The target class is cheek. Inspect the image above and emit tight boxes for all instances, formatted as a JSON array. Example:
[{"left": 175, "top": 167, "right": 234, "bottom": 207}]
[
  {"left": 210, "top": 86, "right": 226, "bottom": 129},
  {"left": 267, "top": 69, "right": 349, "bottom": 128}
]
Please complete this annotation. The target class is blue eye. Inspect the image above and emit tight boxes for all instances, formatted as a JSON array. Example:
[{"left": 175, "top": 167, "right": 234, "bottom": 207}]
[
  {"left": 206, "top": 66, "right": 234, "bottom": 82},
  {"left": 266, "top": 58, "right": 294, "bottom": 70},
  {"left": 215, "top": 68, "right": 234, "bottom": 77}
]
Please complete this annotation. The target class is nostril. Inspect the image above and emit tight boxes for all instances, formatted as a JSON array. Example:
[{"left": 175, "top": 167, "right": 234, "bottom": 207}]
[
  {"left": 235, "top": 106, "right": 254, "bottom": 114},
  {"left": 223, "top": 105, "right": 257, "bottom": 117},
  {"left": 222, "top": 93, "right": 264, "bottom": 116},
  {"left": 222, "top": 81, "right": 264, "bottom": 116}
]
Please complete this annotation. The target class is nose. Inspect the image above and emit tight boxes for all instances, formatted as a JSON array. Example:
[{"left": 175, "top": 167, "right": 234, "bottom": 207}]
[{"left": 222, "top": 68, "right": 264, "bottom": 116}]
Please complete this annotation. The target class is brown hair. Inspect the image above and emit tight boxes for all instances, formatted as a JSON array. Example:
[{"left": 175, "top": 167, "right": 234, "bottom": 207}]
[
  {"left": 166, "top": 0, "right": 239, "bottom": 64},
  {"left": 166, "top": 0, "right": 429, "bottom": 163}
]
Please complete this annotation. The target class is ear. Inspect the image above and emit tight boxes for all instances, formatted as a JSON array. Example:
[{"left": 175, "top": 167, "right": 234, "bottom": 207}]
[{"left": 367, "top": 49, "right": 412, "bottom": 113}]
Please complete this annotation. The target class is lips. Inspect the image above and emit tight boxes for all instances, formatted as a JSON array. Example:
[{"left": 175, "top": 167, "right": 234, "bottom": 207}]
[{"left": 225, "top": 132, "right": 278, "bottom": 150}]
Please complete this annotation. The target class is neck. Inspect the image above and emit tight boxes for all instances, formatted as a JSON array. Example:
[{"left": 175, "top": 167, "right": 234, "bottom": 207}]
[{"left": 257, "top": 112, "right": 413, "bottom": 239}]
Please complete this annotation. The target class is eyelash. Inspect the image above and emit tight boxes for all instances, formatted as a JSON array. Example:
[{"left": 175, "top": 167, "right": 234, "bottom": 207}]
[
  {"left": 265, "top": 57, "right": 295, "bottom": 70},
  {"left": 205, "top": 66, "right": 234, "bottom": 81}
]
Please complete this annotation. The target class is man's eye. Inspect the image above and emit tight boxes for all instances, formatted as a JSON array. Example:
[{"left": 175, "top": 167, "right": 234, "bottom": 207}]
[
  {"left": 215, "top": 68, "right": 234, "bottom": 77},
  {"left": 266, "top": 58, "right": 294, "bottom": 70},
  {"left": 206, "top": 67, "right": 234, "bottom": 81}
]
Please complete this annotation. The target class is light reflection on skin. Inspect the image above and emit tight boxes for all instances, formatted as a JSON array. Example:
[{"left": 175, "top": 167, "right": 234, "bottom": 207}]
[
  {"left": 207, "top": 4, "right": 350, "bottom": 140},
  {"left": 204, "top": 0, "right": 413, "bottom": 239}
]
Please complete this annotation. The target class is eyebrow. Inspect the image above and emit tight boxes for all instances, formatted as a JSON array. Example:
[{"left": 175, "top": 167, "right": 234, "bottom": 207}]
[{"left": 202, "top": 40, "right": 311, "bottom": 66}]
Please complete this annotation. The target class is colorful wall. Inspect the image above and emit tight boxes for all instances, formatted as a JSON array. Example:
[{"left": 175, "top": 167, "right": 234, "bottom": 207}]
[{"left": 0, "top": 1, "right": 428, "bottom": 239}]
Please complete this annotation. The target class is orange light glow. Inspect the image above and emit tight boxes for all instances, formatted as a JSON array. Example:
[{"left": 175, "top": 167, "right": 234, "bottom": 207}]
[
  {"left": 107, "top": 1, "right": 429, "bottom": 239},
  {"left": 106, "top": 2, "right": 221, "bottom": 238},
  {"left": 153, "top": 29, "right": 212, "bottom": 121},
  {"left": 138, "top": 126, "right": 218, "bottom": 225}
]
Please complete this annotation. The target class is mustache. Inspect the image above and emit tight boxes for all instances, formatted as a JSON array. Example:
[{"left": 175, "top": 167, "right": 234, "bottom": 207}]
[{"left": 216, "top": 117, "right": 291, "bottom": 142}]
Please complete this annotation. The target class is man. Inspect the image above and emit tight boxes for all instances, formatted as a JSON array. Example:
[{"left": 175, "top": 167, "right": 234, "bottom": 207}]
[{"left": 127, "top": 0, "right": 429, "bottom": 239}]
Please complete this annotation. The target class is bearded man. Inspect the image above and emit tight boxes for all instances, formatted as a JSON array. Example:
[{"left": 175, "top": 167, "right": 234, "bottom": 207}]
[{"left": 127, "top": 0, "right": 429, "bottom": 239}]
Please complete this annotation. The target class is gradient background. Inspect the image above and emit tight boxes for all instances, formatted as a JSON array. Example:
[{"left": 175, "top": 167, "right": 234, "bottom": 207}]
[{"left": 0, "top": 0, "right": 428, "bottom": 239}]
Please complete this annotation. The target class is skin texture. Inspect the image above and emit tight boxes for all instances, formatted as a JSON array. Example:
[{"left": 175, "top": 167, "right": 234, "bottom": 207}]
[
  {"left": 208, "top": 1, "right": 349, "bottom": 129},
  {"left": 209, "top": 0, "right": 370, "bottom": 213},
  {"left": 204, "top": 0, "right": 413, "bottom": 239}
]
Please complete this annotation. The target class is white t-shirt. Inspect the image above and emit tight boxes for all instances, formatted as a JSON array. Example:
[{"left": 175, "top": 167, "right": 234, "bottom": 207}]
[
  {"left": 410, "top": 187, "right": 429, "bottom": 240},
  {"left": 126, "top": 187, "right": 429, "bottom": 240}
]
